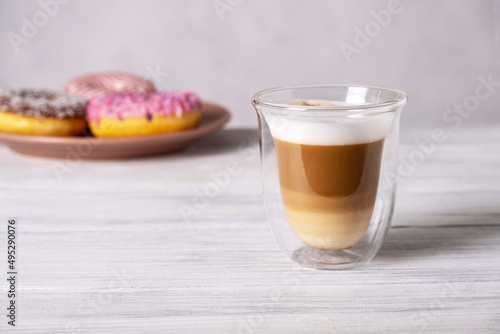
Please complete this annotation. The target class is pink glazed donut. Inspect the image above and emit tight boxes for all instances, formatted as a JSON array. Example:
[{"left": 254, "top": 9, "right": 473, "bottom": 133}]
[
  {"left": 64, "top": 72, "right": 156, "bottom": 99},
  {"left": 87, "top": 91, "right": 202, "bottom": 137}
]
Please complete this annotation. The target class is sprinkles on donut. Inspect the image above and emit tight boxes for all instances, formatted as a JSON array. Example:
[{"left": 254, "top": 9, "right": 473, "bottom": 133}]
[
  {"left": 87, "top": 91, "right": 202, "bottom": 137},
  {"left": 0, "top": 88, "right": 87, "bottom": 136}
]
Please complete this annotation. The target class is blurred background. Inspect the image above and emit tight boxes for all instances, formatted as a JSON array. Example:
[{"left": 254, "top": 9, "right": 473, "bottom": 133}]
[{"left": 0, "top": 0, "right": 498, "bottom": 131}]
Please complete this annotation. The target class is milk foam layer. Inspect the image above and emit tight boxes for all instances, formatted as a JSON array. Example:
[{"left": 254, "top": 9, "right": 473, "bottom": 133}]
[{"left": 265, "top": 105, "right": 394, "bottom": 145}]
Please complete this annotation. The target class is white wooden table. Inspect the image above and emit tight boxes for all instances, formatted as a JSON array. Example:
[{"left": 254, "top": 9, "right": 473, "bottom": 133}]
[{"left": 1, "top": 125, "right": 499, "bottom": 333}]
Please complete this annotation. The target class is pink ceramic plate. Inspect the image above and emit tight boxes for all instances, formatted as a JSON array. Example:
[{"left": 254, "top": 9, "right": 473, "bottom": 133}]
[{"left": 0, "top": 102, "right": 230, "bottom": 160}]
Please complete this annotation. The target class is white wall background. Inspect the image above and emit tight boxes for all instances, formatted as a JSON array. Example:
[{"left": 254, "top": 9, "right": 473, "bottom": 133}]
[{"left": 0, "top": 0, "right": 499, "bottom": 131}]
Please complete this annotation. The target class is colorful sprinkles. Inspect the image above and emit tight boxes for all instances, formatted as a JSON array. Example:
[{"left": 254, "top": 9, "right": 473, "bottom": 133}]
[{"left": 86, "top": 91, "right": 202, "bottom": 123}]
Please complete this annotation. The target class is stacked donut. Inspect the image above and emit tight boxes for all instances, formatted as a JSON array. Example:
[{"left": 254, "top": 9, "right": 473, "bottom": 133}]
[
  {"left": 65, "top": 72, "right": 156, "bottom": 99},
  {"left": 0, "top": 72, "right": 202, "bottom": 137}
]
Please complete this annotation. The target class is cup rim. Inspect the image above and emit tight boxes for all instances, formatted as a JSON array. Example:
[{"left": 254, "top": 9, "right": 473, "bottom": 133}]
[{"left": 252, "top": 84, "right": 408, "bottom": 113}]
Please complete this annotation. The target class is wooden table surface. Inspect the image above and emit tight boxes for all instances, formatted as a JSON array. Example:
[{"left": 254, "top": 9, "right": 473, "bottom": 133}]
[{"left": 1, "top": 126, "right": 499, "bottom": 333}]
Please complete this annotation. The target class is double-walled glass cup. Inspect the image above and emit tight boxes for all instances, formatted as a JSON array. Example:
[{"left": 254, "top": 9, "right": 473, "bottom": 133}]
[{"left": 252, "top": 84, "right": 407, "bottom": 269}]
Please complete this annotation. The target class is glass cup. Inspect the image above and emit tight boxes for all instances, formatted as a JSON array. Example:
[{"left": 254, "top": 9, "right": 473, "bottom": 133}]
[{"left": 252, "top": 84, "right": 407, "bottom": 269}]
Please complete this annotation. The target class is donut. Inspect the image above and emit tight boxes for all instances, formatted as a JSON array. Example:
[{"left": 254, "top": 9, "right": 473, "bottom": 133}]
[
  {"left": 65, "top": 72, "right": 156, "bottom": 99},
  {"left": 87, "top": 91, "right": 202, "bottom": 137},
  {"left": 0, "top": 88, "right": 87, "bottom": 136}
]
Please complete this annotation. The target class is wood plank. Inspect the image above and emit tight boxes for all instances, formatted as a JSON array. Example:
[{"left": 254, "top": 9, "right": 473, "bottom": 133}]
[{"left": 0, "top": 126, "right": 499, "bottom": 332}]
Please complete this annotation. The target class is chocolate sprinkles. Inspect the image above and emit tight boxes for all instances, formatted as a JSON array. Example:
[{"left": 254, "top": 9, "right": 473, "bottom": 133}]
[{"left": 0, "top": 88, "right": 87, "bottom": 119}]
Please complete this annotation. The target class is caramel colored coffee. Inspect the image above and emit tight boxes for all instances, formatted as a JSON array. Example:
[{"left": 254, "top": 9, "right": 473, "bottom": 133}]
[{"left": 275, "top": 138, "right": 385, "bottom": 250}]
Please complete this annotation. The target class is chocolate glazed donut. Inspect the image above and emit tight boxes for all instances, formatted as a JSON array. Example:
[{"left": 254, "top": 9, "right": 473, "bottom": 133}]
[{"left": 0, "top": 88, "right": 88, "bottom": 136}]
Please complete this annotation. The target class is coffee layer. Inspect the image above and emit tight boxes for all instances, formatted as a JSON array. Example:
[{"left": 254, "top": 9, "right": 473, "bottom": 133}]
[
  {"left": 284, "top": 203, "right": 374, "bottom": 251},
  {"left": 275, "top": 138, "right": 385, "bottom": 250}
]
